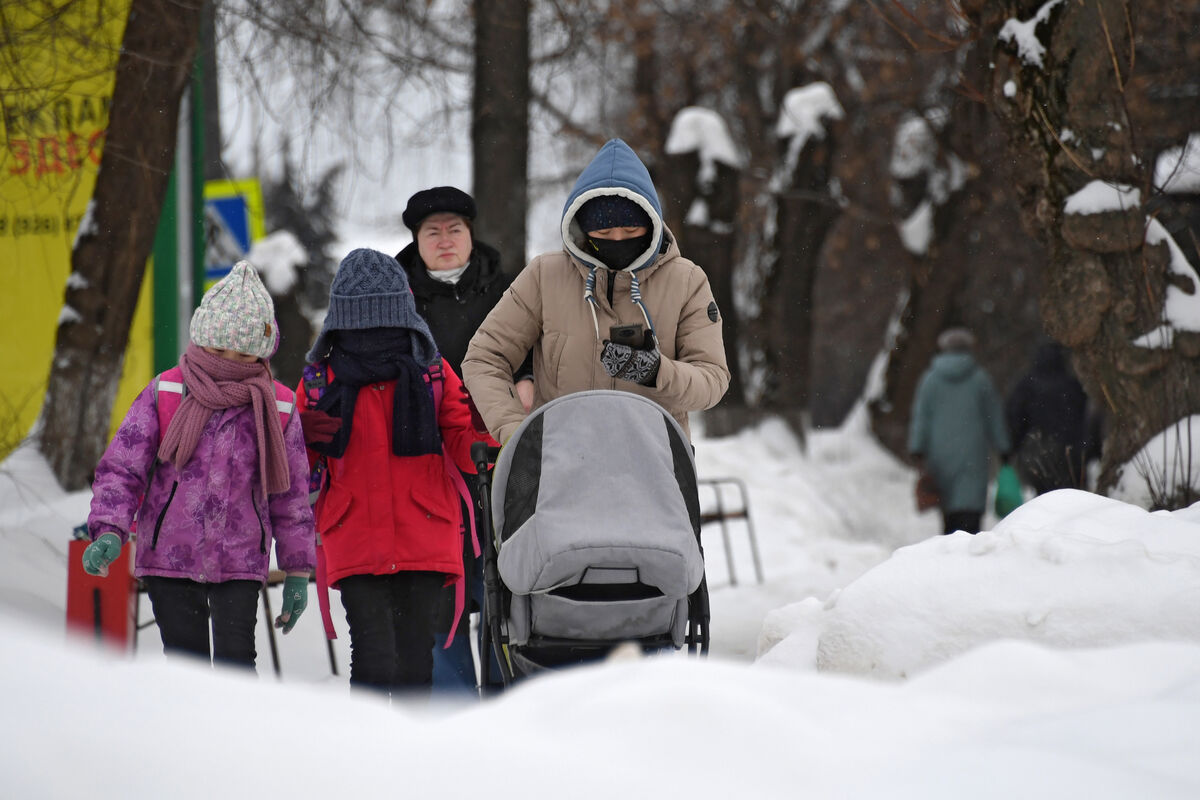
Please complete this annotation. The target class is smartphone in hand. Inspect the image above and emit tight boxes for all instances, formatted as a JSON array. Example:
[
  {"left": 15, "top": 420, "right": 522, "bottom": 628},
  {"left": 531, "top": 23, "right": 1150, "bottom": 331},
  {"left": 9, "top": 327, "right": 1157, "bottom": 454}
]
[{"left": 609, "top": 323, "right": 646, "bottom": 349}]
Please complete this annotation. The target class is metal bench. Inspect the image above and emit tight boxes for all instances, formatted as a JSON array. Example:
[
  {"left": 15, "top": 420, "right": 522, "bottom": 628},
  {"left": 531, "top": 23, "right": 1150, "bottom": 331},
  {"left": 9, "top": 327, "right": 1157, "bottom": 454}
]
[{"left": 698, "top": 477, "right": 763, "bottom": 586}]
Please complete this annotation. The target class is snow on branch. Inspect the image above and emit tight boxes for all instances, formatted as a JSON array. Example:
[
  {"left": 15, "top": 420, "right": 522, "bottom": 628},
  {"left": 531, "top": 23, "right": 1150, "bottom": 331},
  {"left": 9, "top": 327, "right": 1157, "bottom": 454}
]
[
  {"left": 1132, "top": 219, "right": 1200, "bottom": 350},
  {"left": 1154, "top": 134, "right": 1200, "bottom": 195},
  {"left": 772, "top": 82, "right": 844, "bottom": 192},
  {"left": 890, "top": 113, "right": 967, "bottom": 256},
  {"left": 58, "top": 306, "right": 82, "bottom": 326},
  {"left": 1063, "top": 180, "right": 1141, "bottom": 215},
  {"left": 998, "top": 0, "right": 1065, "bottom": 68},
  {"left": 247, "top": 230, "right": 307, "bottom": 295},
  {"left": 776, "top": 82, "right": 844, "bottom": 151},
  {"left": 665, "top": 106, "right": 743, "bottom": 186}
]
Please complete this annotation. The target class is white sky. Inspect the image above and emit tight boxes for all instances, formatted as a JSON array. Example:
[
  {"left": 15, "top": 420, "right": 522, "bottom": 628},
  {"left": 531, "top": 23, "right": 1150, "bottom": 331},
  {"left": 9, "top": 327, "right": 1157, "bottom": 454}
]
[{"left": 2, "top": 408, "right": 1199, "bottom": 797}]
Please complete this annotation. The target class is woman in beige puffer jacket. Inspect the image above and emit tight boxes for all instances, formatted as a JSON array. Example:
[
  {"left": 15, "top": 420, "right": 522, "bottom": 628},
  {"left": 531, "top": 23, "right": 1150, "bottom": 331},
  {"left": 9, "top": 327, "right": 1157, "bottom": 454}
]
[{"left": 462, "top": 138, "right": 729, "bottom": 444}]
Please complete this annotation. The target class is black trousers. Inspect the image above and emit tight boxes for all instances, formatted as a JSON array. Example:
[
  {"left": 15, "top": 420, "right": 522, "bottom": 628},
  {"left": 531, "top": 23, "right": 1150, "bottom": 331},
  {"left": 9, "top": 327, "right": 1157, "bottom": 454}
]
[
  {"left": 942, "top": 510, "right": 983, "bottom": 535},
  {"left": 339, "top": 571, "right": 444, "bottom": 697},
  {"left": 144, "top": 577, "right": 260, "bottom": 670}
]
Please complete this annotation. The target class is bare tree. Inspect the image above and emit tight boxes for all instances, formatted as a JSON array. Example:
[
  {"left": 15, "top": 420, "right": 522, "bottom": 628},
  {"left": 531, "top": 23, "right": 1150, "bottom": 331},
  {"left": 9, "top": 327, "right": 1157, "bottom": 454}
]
[
  {"left": 473, "top": 0, "right": 530, "bottom": 273},
  {"left": 961, "top": 0, "right": 1200, "bottom": 505},
  {"left": 40, "top": 0, "right": 207, "bottom": 490}
]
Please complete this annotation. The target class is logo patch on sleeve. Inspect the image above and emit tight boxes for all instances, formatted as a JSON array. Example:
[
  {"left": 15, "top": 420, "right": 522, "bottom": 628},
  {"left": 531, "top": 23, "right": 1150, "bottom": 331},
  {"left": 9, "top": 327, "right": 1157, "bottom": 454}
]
[{"left": 707, "top": 301, "right": 720, "bottom": 322}]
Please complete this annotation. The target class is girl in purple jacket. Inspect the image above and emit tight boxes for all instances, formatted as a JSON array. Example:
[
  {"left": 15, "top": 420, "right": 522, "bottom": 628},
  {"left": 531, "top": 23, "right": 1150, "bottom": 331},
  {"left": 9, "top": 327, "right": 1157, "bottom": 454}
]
[{"left": 83, "top": 261, "right": 316, "bottom": 670}]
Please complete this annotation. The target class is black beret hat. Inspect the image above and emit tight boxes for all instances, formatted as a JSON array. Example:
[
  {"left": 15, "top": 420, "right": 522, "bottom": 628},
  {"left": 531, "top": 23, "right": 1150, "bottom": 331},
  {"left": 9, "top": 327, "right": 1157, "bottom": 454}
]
[{"left": 402, "top": 186, "right": 477, "bottom": 231}]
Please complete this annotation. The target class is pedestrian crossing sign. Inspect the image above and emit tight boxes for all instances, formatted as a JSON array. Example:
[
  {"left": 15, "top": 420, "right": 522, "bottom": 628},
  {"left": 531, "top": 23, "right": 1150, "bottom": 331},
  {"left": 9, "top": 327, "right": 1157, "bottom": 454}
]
[{"left": 204, "top": 178, "right": 265, "bottom": 289}]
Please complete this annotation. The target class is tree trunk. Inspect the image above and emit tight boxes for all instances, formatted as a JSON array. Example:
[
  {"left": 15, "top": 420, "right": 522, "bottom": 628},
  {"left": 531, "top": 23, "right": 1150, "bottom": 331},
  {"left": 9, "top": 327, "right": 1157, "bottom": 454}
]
[
  {"left": 199, "top": 1, "right": 224, "bottom": 181},
  {"left": 762, "top": 136, "right": 841, "bottom": 425},
  {"left": 472, "top": 0, "right": 530, "bottom": 274},
  {"left": 966, "top": 0, "right": 1200, "bottom": 507},
  {"left": 39, "top": 0, "right": 206, "bottom": 491},
  {"left": 661, "top": 142, "right": 749, "bottom": 437}
]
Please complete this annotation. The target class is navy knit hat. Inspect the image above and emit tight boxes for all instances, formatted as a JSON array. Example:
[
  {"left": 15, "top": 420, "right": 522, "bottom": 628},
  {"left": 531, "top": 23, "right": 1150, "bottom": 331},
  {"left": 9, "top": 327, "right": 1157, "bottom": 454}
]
[
  {"left": 576, "top": 195, "right": 652, "bottom": 233},
  {"left": 402, "top": 186, "right": 477, "bottom": 232},
  {"left": 305, "top": 248, "right": 438, "bottom": 363}
]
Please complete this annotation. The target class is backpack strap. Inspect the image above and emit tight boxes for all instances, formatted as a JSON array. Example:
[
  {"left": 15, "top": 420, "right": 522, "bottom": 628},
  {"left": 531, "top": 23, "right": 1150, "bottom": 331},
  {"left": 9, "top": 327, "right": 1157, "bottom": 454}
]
[
  {"left": 426, "top": 360, "right": 477, "bottom": 649},
  {"left": 156, "top": 366, "right": 294, "bottom": 431},
  {"left": 272, "top": 381, "right": 296, "bottom": 427},
  {"left": 302, "top": 361, "right": 338, "bottom": 640},
  {"left": 155, "top": 367, "right": 185, "bottom": 436}
]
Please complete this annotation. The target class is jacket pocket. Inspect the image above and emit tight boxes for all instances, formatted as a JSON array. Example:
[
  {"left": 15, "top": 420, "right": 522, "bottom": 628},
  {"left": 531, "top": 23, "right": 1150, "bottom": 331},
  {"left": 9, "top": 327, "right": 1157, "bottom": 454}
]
[
  {"left": 543, "top": 331, "right": 567, "bottom": 388},
  {"left": 411, "top": 474, "right": 457, "bottom": 523},
  {"left": 316, "top": 485, "right": 353, "bottom": 535}
]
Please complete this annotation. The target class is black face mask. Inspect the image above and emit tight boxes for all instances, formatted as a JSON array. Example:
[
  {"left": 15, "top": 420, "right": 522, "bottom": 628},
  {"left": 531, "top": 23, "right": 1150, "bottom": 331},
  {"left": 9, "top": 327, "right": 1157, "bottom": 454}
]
[{"left": 585, "top": 232, "right": 653, "bottom": 271}]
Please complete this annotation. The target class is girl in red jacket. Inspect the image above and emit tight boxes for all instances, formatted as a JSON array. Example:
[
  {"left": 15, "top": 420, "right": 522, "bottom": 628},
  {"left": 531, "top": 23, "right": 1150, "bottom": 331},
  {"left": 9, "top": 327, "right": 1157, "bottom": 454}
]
[{"left": 300, "top": 248, "right": 484, "bottom": 698}]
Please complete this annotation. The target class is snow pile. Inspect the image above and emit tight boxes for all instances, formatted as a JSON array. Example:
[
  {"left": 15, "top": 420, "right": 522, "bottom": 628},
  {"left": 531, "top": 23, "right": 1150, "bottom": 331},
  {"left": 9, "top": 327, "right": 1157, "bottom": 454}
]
[
  {"left": 5, "top": 609, "right": 1200, "bottom": 798},
  {"left": 1155, "top": 134, "right": 1200, "bottom": 195},
  {"left": 1063, "top": 180, "right": 1141, "bottom": 215},
  {"left": 1111, "top": 415, "right": 1200, "bottom": 507},
  {"left": 6, "top": 412, "right": 1200, "bottom": 795},
  {"left": 999, "top": 0, "right": 1065, "bottom": 68},
  {"left": 763, "top": 490, "right": 1200, "bottom": 680},
  {"left": 248, "top": 229, "right": 307, "bottom": 295}
]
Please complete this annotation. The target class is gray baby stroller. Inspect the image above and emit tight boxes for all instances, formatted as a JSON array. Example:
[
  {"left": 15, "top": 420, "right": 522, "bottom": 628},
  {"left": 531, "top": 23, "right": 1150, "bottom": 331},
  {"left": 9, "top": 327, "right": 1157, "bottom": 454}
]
[{"left": 471, "top": 390, "right": 710, "bottom": 689}]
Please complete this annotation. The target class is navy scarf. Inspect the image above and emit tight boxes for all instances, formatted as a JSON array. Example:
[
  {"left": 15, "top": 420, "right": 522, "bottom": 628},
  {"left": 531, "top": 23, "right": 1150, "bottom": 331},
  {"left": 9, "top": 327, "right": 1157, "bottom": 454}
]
[{"left": 310, "top": 328, "right": 440, "bottom": 459}]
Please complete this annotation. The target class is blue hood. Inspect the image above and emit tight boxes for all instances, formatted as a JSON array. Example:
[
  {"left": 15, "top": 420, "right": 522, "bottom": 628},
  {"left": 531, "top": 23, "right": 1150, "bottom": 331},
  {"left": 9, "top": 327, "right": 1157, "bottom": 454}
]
[{"left": 561, "top": 139, "right": 664, "bottom": 273}]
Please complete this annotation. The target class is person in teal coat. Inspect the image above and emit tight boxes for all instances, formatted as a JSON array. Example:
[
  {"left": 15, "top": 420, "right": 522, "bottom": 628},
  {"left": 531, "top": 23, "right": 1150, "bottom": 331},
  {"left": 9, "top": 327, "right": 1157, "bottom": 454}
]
[{"left": 908, "top": 327, "right": 1011, "bottom": 534}]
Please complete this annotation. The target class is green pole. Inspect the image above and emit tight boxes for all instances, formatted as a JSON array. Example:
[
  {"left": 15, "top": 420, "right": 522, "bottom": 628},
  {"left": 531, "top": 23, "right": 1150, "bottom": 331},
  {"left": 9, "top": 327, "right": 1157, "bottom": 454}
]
[
  {"left": 151, "top": 163, "right": 179, "bottom": 373},
  {"left": 150, "top": 54, "right": 206, "bottom": 374}
]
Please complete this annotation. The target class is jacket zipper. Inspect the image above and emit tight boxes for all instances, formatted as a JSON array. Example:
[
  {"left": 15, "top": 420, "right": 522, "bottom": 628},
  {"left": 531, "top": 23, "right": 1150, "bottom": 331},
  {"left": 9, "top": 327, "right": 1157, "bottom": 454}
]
[
  {"left": 150, "top": 480, "right": 179, "bottom": 550},
  {"left": 254, "top": 494, "right": 267, "bottom": 554}
]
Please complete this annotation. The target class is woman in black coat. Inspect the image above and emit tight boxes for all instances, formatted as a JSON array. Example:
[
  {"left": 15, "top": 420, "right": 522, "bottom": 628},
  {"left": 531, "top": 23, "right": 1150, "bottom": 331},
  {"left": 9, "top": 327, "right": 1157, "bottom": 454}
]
[{"left": 395, "top": 186, "right": 532, "bottom": 696}]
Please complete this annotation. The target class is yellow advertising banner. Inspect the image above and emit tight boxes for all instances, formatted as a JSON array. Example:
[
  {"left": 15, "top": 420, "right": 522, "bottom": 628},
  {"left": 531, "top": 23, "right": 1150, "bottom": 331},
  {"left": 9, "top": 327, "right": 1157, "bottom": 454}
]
[{"left": 0, "top": 0, "right": 150, "bottom": 448}]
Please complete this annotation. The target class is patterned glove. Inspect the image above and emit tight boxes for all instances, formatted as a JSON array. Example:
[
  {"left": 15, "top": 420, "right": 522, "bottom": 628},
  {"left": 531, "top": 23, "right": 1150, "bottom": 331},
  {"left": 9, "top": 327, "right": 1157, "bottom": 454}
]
[
  {"left": 274, "top": 575, "right": 309, "bottom": 634},
  {"left": 81, "top": 532, "right": 123, "bottom": 576},
  {"left": 601, "top": 337, "right": 661, "bottom": 386}
]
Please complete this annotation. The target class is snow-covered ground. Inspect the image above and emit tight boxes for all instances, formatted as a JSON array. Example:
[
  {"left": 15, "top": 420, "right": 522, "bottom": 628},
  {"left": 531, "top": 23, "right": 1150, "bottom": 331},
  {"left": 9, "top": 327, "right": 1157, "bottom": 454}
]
[{"left": 2, "top": 407, "right": 1199, "bottom": 797}]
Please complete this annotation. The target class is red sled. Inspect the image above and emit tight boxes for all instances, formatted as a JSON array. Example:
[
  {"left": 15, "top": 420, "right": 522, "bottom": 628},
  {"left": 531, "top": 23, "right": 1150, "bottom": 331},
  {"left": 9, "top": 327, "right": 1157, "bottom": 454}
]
[{"left": 66, "top": 538, "right": 136, "bottom": 648}]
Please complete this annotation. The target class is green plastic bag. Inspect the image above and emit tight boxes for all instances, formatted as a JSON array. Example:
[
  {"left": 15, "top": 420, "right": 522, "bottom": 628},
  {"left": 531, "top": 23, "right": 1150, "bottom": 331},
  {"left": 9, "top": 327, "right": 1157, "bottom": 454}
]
[{"left": 994, "top": 463, "right": 1023, "bottom": 518}]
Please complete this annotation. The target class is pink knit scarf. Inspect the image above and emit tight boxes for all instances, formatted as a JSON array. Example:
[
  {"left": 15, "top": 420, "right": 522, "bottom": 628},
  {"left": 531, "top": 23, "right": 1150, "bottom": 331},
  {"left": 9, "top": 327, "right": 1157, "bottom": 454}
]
[{"left": 157, "top": 344, "right": 289, "bottom": 495}]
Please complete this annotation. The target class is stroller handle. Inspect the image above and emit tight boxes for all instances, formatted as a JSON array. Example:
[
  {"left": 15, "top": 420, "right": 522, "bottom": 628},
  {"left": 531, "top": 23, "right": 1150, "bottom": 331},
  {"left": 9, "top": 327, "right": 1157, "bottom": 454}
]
[{"left": 471, "top": 441, "right": 500, "bottom": 473}]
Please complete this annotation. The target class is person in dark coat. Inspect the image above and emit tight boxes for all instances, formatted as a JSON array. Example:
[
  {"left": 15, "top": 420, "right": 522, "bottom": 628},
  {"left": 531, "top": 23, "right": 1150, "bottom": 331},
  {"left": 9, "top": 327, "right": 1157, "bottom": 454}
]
[
  {"left": 1005, "top": 342, "right": 1091, "bottom": 495},
  {"left": 908, "top": 327, "right": 1011, "bottom": 535},
  {"left": 395, "top": 186, "right": 532, "bottom": 696}
]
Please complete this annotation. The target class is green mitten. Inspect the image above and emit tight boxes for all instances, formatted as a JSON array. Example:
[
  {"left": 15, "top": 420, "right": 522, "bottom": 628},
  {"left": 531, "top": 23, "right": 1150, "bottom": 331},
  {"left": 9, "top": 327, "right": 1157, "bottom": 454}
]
[
  {"left": 994, "top": 464, "right": 1024, "bottom": 518},
  {"left": 274, "top": 575, "right": 309, "bottom": 634},
  {"left": 81, "top": 533, "right": 123, "bottom": 576}
]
